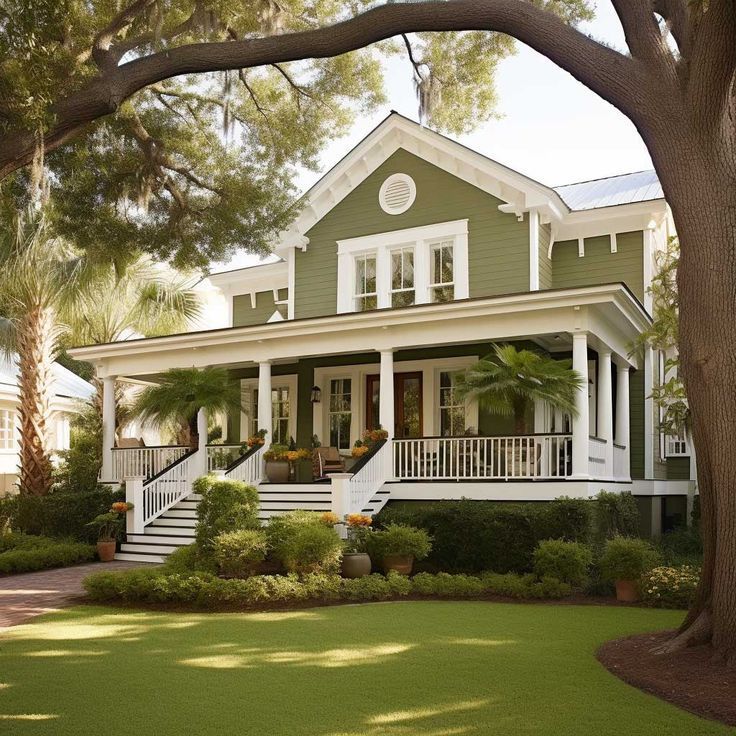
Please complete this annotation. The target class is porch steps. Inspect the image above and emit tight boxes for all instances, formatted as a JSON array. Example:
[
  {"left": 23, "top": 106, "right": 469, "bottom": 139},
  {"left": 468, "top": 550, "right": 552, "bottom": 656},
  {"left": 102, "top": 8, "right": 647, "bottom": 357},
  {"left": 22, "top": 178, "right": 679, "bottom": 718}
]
[{"left": 115, "top": 483, "right": 393, "bottom": 562}]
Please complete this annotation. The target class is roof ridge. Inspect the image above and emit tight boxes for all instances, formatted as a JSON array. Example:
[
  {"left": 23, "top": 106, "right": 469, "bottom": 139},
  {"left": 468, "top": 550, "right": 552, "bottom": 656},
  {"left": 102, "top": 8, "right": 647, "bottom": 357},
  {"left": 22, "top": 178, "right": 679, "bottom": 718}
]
[{"left": 553, "top": 169, "right": 657, "bottom": 189}]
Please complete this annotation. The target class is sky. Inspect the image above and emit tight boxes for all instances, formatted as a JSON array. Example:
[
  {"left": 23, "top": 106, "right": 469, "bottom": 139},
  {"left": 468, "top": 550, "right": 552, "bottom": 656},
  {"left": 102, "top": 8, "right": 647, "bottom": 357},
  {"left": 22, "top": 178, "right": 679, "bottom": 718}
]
[{"left": 217, "top": 2, "right": 652, "bottom": 271}]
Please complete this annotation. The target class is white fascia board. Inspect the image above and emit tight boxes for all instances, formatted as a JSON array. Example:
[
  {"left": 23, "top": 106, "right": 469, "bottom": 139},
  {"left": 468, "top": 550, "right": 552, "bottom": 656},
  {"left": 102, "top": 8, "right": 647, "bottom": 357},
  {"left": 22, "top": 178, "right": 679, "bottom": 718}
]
[
  {"left": 554, "top": 200, "right": 667, "bottom": 242},
  {"left": 207, "top": 261, "right": 288, "bottom": 296},
  {"left": 70, "top": 284, "right": 650, "bottom": 374}
]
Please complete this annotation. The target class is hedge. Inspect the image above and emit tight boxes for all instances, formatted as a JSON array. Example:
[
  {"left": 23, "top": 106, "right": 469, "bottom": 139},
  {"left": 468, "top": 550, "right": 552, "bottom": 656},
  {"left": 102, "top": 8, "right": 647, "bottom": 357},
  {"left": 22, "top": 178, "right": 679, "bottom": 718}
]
[
  {"left": 374, "top": 498, "right": 592, "bottom": 574},
  {"left": 0, "top": 487, "right": 123, "bottom": 543},
  {"left": 0, "top": 541, "right": 96, "bottom": 575},
  {"left": 83, "top": 568, "right": 572, "bottom": 608}
]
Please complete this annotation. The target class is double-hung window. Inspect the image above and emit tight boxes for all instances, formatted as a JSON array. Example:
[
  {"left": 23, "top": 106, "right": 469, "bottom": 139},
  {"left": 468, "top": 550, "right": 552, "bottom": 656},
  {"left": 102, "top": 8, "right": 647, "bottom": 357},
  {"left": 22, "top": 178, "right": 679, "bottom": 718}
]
[
  {"left": 439, "top": 371, "right": 466, "bottom": 436},
  {"left": 328, "top": 378, "right": 352, "bottom": 451},
  {"left": 0, "top": 410, "right": 14, "bottom": 449},
  {"left": 252, "top": 387, "right": 291, "bottom": 445},
  {"left": 390, "top": 247, "right": 415, "bottom": 307},
  {"left": 354, "top": 254, "right": 377, "bottom": 311},
  {"left": 430, "top": 241, "right": 455, "bottom": 303}
]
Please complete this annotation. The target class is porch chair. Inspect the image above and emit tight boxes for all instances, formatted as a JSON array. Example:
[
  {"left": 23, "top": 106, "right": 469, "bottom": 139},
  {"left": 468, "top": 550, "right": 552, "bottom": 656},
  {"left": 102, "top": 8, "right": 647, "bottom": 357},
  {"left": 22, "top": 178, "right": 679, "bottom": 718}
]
[{"left": 313, "top": 446, "right": 346, "bottom": 478}]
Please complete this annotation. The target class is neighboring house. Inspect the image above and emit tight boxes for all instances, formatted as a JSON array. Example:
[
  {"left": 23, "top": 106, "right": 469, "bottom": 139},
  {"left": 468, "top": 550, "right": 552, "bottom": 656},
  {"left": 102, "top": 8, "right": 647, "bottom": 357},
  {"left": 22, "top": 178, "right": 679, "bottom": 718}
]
[
  {"left": 0, "top": 356, "right": 95, "bottom": 495},
  {"left": 69, "top": 113, "right": 694, "bottom": 562}
]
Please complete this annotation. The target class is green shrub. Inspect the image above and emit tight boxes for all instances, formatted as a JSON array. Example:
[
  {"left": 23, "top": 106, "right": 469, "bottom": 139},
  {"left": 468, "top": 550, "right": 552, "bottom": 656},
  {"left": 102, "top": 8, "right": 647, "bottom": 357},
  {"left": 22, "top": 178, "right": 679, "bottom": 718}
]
[
  {"left": 0, "top": 532, "right": 54, "bottom": 553},
  {"left": 83, "top": 568, "right": 573, "bottom": 608},
  {"left": 375, "top": 498, "right": 591, "bottom": 574},
  {"left": 371, "top": 524, "right": 432, "bottom": 560},
  {"left": 641, "top": 565, "right": 700, "bottom": 609},
  {"left": 657, "top": 526, "right": 703, "bottom": 566},
  {"left": 599, "top": 536, "right": 660, "bottom": 582},
  {"left": 265, "top": 510, "right": 324, "bottom": 552},
  {"left": 593, "top": 491, "right": 640, "bottom": 543},
  {"left": 194, "top": 475, "right": 260, "bottom": 551},
  {"left": 0, "top": 488, "right": 124, "bottom": 542},
  {"left": 213, "top": 529, "right": 269, "bottom": 577},
  {"left": 277, "top": 523, "right": 342, "bottom": 575},
  {"left": 533, "top": 539, "right": 592, "bottom": 587},
  {"left": 163, "top": 543, "right": 216, "bottom": 575},
  {"left": 0, "top": 541, "right": 95, "bottom": 574}
]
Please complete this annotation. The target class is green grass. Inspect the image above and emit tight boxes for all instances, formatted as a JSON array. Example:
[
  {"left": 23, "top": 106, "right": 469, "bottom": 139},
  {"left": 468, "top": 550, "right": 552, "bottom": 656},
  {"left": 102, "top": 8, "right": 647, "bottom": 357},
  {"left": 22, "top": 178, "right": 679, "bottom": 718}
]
[{"left": 0, "top": 602, "right": 729, "bottom": 735}]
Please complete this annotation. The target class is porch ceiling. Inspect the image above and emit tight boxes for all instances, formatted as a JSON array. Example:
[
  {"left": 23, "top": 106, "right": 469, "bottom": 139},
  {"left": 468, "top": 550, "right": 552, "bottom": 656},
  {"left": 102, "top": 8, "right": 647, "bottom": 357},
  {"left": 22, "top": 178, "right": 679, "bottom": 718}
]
[{"left": 69, "top": 283, "right": 649, "bottom": 379}]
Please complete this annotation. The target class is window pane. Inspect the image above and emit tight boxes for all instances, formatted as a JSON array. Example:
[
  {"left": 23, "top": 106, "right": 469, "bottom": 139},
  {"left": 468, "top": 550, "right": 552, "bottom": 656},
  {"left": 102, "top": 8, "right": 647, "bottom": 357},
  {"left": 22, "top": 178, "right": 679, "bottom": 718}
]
[
  {"left": 441, "top": 246, "right": 454, "bottom": 282},
  {"left": 356, "top": 257, "right": 365, "bottom": 291},
  {"left": 431, "top": 284, "right": 454, "bottom": 303},
  {"left": 365, "top": 256, "right": 376, "bottom": 292},
  {"left": 403, "top": 250, "right": 414, "bottom": 287},
  {"left": 391, "top": 252, "right": 402, "bottom": 289},
  {"left": 439, "top": 371, "right": 466, "bottom": 436},
  {"left": 392, "top": 290, "right": 415, "bottom": 308},
  {"left": 328, "top": 378, "right": 352, "bottom": 451}
]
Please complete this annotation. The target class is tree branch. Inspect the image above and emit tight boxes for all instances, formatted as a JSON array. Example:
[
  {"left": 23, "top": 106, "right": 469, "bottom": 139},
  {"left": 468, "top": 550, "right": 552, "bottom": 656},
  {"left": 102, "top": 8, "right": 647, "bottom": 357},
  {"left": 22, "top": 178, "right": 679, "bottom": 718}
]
[
  {"left": 610, "top": 0, "right": 674, "bottom": 69},
  {"left": 652, "top": 0, "right": 690, "bottom": 57},
  {"left": 0, "top": 0, "right": 651, "bottom": 180},
  {"left": 92, "top": 0, "right": 158, "bottom": 70}
]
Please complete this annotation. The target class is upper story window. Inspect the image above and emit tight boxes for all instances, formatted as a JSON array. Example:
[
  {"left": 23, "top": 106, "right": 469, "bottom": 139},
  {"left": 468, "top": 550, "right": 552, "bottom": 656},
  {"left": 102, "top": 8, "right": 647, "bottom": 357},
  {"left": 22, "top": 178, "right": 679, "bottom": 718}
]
[
  {"left": 430, "top": 241, "right": 454, "bottom": 303},
  {"left": 391, "top": 247, "right": 415, "bottom": 307},
  {"left": 354, "top": 253, "right": 377, "bottom": 311},
  {"left": 336, "top": 219, "right": 469, "bottom": 314},
  {"left": 0, "top": 410, "right": 14, "bottom": 450}
]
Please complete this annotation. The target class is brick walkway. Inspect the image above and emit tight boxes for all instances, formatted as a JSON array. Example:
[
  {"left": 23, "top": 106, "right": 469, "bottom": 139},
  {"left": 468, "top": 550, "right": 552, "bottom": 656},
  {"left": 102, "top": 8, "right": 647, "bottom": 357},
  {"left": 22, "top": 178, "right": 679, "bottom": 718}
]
[{"left": 0, "top": 561, "right": 148, "bottom": 628}]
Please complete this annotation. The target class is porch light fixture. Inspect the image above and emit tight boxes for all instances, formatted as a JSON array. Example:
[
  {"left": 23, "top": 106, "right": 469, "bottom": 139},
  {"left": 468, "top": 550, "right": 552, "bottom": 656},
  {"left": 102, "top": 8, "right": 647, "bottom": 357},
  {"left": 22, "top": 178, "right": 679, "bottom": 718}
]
[{"left": 310, "top": 385, "right": 322, "bottom": 403}]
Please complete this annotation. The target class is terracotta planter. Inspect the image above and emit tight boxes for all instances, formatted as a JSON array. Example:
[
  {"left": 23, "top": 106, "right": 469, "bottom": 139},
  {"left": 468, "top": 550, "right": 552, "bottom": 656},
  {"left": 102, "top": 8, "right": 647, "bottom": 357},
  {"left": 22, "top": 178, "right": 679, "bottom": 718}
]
[
  {"left": 265, "top": 460, "right": 290, "bottom": 483},
  {"left": 615, "top": 579, "right": 639, "bottom": 603},
  {"left": 382, "top": 554, "right": 414, "bottom": 576},
  {"left": 341, "top": 552, "right": 372, "bottom": 578},
  {"left": 97, "top": 540, "right": 117, "bottom": 562}
]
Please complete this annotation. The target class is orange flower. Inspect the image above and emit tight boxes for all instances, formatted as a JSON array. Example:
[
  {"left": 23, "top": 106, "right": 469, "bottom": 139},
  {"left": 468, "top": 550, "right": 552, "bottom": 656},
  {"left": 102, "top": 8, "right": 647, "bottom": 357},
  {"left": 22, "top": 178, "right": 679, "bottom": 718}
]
[
  {"left": 346, "top": 514, "right": 372, "bottom": 528},
  {"left": 110, "top": 502, "right": 132, "bottom": 513},
  {"left": 320, "top": 512, "right": 340, "bottom": 526}
]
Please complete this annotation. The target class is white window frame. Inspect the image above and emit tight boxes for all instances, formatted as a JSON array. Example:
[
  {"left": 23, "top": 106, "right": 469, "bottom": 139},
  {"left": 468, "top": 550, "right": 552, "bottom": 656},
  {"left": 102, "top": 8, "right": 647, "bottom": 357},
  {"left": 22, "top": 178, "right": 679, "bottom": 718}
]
[
  {"left": 353, "top": 252, "right": 378, "bottom": 312},
  {"left": 327, "top": 377, "right": 353, "bottom": 451},
  {"left": 390, "top": 246, "right": 416, "bottom": 308},
  {"left": 429, "top": 240, "right": 456, "bottom": 303},
  {"left": 438, "top": 370, "right": 468, "bottom": 436},
  {"left": 336, "top": 219, "right": 469, "bottom": 314},
  {"left": 0, "top": 409, "right": 15, "bottom": 451},
  {"left": 240, "top": 376, "right": 298, "bottom": 445}
]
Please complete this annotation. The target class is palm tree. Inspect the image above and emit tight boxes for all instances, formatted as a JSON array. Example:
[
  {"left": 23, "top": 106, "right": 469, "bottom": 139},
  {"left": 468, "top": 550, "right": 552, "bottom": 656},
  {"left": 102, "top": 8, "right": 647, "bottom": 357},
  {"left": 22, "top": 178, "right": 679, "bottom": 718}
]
[
  {"left": 131, "top": 367, "right": 242, "bottom": 449},
  {"left": 457, "top": 344, "right": 584, "bottom": 435},
  {"left": 0, "top": 207, "right": 201, "bottom": 495}
]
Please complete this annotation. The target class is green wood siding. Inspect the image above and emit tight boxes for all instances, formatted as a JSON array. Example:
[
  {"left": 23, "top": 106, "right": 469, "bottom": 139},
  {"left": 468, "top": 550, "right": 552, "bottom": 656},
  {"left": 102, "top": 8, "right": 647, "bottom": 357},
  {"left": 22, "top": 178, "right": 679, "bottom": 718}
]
[
  {"left": 232, "top": 288, "right": 288, "bottom": 327},
  {"left": 538, "top": 223, "right": 552, "bottom": 290},
  {"left": 551, "top": 231, "right": 644, "bottom": 302},
  {"left": 667, "top": 457, "right": 691, "bottom": 480},
  {"left": 295, "top": 148, "right": 529, "bottom": 319}
]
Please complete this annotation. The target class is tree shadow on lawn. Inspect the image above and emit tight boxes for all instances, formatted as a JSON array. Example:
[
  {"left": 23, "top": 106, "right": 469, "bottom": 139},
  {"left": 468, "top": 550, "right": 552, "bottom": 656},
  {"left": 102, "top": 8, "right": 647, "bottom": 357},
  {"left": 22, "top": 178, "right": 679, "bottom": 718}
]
[{"left": 0, "top": 601, "right": 729, "bottom": 736}]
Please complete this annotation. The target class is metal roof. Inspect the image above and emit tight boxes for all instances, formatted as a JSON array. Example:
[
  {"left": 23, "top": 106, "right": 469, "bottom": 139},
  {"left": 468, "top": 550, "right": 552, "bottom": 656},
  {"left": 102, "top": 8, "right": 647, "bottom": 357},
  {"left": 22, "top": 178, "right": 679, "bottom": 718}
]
[
  {"left": 553, "top": 170, "right": 664, "bottom": 211},
  {"left": 0, "top": 355, "right": 94, "bottom": 400}
]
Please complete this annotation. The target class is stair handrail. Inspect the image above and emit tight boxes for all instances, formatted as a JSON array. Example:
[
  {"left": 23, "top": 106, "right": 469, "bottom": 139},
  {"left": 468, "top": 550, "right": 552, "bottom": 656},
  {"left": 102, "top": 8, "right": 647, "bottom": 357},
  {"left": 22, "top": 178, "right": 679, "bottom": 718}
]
[
  {"left": 224, "top": 443, "right": 266, "bottom": 486},
  {"left": 345, "top": 439, "right": 391, "bottom": 515}
]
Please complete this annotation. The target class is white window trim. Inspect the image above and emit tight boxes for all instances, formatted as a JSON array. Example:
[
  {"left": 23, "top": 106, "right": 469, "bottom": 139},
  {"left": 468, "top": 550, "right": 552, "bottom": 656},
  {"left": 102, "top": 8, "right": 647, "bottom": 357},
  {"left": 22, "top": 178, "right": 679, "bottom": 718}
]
[
  {"left": 240, "top": 375, "right": 298, "bottom": 444},
  {"left": 336, "top": 219, "right": 469, "bottom": 313},
  {"left": 389, "top": 246, "right": 416, "bottom": 307},
  {"left": 313, "top": 356, "right": 478, "bottom": 451}
]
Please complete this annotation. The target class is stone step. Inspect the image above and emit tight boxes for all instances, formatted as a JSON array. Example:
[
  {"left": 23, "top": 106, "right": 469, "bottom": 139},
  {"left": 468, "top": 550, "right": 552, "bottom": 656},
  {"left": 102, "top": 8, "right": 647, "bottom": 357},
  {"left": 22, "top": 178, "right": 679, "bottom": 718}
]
[
  {"left": 120, "top": 542, "right": 180, "bottom": 555},
  {"left": 128, "top": 533, "right": 195, "bottom": 545},
  {"left": 114, "top": 552, "right": 166, "bottom": 563},
  {"left": 149, "top": 517, "right": 197, "bottom": 528},
  {"left": 143, "top": 526, "right": 196, "bottom": 537}
]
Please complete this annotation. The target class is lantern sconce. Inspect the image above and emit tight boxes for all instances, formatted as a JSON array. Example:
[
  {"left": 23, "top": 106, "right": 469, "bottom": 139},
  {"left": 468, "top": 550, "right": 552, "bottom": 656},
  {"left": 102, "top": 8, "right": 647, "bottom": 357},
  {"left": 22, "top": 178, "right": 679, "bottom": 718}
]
[{"left": 310, "top": 385, "right": 322, "bottom": 404}]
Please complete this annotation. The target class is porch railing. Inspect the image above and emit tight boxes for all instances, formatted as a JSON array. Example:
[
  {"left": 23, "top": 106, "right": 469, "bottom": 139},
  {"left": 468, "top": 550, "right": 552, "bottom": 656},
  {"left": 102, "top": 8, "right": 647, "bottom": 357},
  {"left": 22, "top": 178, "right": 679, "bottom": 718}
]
[
  {"left": 224, "top": 444, "right": 266, "bottom": 486},
  {"left": 347, "top": 440, "right": 392, "bottom": 513},
  {"left": 206, "top": 444, "right": 245, "bottom": 472},
  {"left": 393, "top": 434, "right": 572, "bottom": 481},
  {"left": 112, "top": 445, "right": 188, "bottom": 482},
  {"left": 588, "top": 437, "right": 607, "bottom": 476}
]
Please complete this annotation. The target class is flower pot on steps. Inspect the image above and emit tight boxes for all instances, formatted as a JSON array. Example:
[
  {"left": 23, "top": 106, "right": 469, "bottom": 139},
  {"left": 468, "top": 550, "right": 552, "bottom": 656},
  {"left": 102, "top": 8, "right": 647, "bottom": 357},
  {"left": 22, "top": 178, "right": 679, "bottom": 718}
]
[
  {"left": 97, "top": 540, "right": 117, "bottom": 562},
  {"left": 265, "top": 460, "right": 290, "bottom": 483},
  {"left": 341, "top": 552, "right": 372, "bottom": 578}
]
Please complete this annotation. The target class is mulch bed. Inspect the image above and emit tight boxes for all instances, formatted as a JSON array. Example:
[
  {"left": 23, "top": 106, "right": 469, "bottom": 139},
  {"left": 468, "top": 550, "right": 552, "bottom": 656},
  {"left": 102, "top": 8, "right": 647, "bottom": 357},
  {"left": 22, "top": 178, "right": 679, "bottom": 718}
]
[{"left": 598, "top": 630, "right": 736, "bottom": 727}]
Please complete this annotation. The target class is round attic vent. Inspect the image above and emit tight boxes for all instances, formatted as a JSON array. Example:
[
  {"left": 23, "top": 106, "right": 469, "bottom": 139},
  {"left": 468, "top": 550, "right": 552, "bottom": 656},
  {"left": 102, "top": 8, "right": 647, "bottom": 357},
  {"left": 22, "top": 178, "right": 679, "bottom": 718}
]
[{"left": 379, "top": 173, "right": 416, "bottom": 215}]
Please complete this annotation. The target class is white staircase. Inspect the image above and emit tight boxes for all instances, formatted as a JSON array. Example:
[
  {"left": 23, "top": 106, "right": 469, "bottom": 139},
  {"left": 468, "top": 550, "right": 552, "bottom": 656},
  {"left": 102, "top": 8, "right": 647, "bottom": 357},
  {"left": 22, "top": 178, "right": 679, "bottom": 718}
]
[{"left": 116, "top": 442, "right": 394, "bottom": 563}]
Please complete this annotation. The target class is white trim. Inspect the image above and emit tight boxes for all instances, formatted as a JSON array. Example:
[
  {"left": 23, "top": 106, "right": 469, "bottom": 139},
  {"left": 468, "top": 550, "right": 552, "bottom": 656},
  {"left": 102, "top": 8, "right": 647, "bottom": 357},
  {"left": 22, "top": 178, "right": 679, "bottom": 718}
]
[
  {"left": 336, "top": 219, "right": 469, "bottom": 314},
  {"left": 379, "top": 173, "right": 416, "bottom": 215},
  {"left": 577, "top": 237, "right": 585, "bottom": 258},
  {"left": 610, "top": 233, "right": 618, "bottom": 253},
  {"left": 529, "top": 209, "right": 540, "bottom": 291},
  {"left": 643, "top": 346, "right": 655, "bottom": 478}
]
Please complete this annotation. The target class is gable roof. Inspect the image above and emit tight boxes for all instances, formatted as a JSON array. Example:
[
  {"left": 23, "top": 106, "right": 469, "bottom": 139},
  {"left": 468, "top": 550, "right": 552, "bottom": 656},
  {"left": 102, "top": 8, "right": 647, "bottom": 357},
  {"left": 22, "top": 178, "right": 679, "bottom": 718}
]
[
  {"left": 554, "top": 170, "right": 663, "bottom": 211},
  {"left": 0, "top": 355, "right": 94, "bottom": 401}
]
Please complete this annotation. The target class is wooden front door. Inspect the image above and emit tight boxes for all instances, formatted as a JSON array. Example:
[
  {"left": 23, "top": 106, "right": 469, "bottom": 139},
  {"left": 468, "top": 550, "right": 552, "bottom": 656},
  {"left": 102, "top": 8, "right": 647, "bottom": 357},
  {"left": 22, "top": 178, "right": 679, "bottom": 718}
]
[{"left": 366, "top": 372, "right": 423, "bottom": 438}]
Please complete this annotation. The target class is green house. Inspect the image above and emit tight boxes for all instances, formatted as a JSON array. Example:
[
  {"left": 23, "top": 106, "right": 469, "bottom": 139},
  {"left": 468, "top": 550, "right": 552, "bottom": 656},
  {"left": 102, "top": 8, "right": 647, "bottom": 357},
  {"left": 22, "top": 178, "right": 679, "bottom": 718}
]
[{"left": 71, "top": 114, "right": 693, "bottom": 562}]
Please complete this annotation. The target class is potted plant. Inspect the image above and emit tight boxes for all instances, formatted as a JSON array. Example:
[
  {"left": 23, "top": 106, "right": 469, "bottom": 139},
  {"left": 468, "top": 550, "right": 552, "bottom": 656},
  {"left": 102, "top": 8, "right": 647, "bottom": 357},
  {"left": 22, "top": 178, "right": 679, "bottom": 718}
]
[
  {"left": 87, "top": 502, "right": 132, "bottom": 562},
  {"left": 341, "top": 514, "right": 374, "bottom": 578},
  {"left": 264, "top": 444, "right": 290, "bottom": 483},
  {"left": 373, "top": 523, "right": 432, "bottom": 575},
  {"left": 246, "top": 428, "right": 268, "bottom": 448},
  {"left": 600, "top": 536, "right": 660, "bottom": 602},
  {"left": 288, "top": 448, "right": 314, "bottom": 482}
]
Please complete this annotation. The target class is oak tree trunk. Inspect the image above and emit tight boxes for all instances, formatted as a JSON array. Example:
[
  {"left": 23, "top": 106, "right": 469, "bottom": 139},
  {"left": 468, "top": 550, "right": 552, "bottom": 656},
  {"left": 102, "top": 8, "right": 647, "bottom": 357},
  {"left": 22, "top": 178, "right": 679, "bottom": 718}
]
[{"left": 16, "top": 307, "right": 56, "bottom": 496}]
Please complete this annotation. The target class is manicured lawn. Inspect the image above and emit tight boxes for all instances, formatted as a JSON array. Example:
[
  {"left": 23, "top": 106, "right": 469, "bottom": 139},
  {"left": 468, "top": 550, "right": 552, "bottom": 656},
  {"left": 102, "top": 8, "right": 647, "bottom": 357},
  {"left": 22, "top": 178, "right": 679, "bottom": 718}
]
[{"left": 0, "top": 601, "right": 729, "bottom": 735}]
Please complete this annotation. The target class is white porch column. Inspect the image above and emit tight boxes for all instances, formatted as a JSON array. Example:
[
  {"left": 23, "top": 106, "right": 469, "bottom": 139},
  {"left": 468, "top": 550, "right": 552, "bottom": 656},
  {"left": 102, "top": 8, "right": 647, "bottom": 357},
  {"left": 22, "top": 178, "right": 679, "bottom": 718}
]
[
  {"left": 196, "top": 407, "right": 208, "bottom": 477},
  {"left": 571, "top": 333, "right": 589, "bottom": 478},
  {"left": 258, "top": 361, "right": 273, "bottom": 445},
  {"left": 379, "top": 350, "right": 395, "bottom": 438},
  {"left": 615, "top": 364, "right": 631, "bottom": 480},
  {"left": 101, "top": 375, "right": 116, "bottom": 481},
  {"left": 597, "top": 350, "right": 614, "bottom": 478}
]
